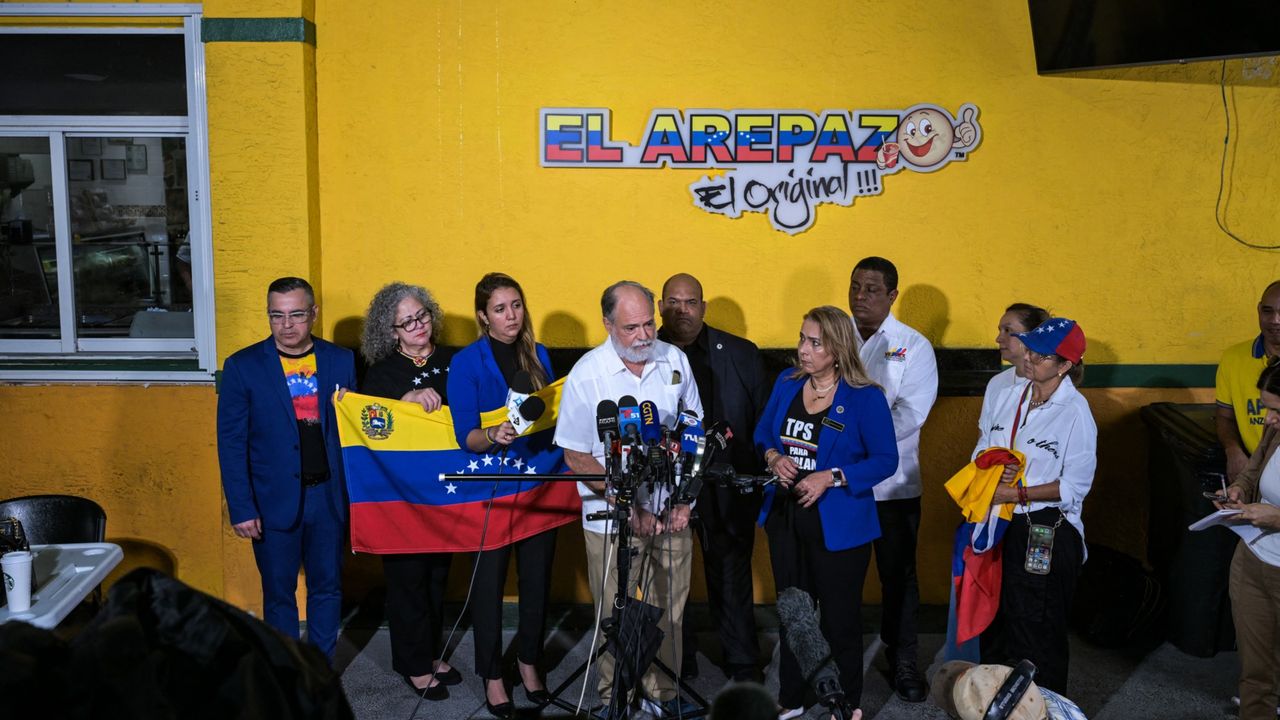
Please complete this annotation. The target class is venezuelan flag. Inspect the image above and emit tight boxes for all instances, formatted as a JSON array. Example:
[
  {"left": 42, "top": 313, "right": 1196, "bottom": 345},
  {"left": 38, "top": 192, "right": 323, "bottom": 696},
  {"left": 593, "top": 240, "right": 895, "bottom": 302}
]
[
  {"left": 336, "top": 379, "right": 581, "bottom": 554},
  {"left": 943, "top": 447, "right": 1024, "bottom": 646}
]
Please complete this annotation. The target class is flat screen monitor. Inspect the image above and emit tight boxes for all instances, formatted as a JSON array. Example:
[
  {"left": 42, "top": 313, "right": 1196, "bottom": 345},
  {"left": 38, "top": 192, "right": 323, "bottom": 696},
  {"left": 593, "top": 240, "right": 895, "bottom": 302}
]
[{"left": 1028, "top": 0, "right": 1280, "bottom": 73}]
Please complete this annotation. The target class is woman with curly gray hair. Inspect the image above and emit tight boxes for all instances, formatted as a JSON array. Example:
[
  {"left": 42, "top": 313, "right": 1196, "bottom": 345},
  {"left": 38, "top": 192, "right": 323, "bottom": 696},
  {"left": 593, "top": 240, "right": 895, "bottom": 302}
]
[
  {"left": 361, "top": 282, "right": 453, "bottom": 413},
  {"left": 359, "top": 281, "right": 460, "bottom": 700}
]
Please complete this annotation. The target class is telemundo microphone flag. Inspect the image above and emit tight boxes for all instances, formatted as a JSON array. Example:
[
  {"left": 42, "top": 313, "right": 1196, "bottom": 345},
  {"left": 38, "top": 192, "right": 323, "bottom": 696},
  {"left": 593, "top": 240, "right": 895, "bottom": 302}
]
[{"left": 336, "top": 379, "right": 581, "bottom": 553}]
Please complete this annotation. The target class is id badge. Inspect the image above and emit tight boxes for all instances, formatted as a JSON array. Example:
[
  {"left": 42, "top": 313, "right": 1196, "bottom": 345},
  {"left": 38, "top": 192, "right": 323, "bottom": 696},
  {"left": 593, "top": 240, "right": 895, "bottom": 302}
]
[{"left": 1024, "top": 523, "right": 1055, "bottom": 575}]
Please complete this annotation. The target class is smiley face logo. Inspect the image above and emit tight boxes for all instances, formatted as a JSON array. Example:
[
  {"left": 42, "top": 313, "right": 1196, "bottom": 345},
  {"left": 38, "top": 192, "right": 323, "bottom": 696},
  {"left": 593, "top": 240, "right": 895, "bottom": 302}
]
[
  {"left": 877, "top": 105, "right": 980, "bottom": 171},
  {"left": 899, "top": 107, "right": 955, "bottom": 167}
]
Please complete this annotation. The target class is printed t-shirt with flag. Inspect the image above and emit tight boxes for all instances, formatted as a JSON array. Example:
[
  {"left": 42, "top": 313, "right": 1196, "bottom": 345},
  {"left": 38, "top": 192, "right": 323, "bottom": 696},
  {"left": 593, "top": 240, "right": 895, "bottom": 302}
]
[
  {"left": 336, "top": 378, "right": 580, "bottom": 553},
  {"left": 280, "top": 349, "right": 328, "bottom": 477}
]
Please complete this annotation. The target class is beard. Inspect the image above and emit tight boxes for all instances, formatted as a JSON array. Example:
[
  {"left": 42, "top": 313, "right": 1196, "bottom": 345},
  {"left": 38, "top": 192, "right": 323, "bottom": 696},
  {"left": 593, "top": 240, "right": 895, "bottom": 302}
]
[{"left": 611, "top": 334, "right": 655, "bottom": 364}]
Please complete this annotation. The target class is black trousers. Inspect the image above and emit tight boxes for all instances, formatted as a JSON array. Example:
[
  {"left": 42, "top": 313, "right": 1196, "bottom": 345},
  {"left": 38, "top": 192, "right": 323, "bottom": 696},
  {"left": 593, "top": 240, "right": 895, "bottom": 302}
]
[
  {"left": 979, "top": 508, "right": 1083, "bottom": 693},
  {"left": 766, "top": 495, "right": 872, "bottom": 709},
  {"left": 873, "top": 496, "right": 921, "bottom": 665},
  {"left": 383, "top": 551, "right": 453, "bottom": 677},
  {"left": 682, "top": 484, "right": 762, "bottom": 671},
  {"left": 471, "top": 527, "right": 558, "bottom": 679}
]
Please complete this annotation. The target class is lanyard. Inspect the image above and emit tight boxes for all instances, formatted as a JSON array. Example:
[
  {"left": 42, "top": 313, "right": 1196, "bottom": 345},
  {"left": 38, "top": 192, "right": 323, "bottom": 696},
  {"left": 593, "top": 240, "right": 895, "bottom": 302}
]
[{"left": 1009, "top": 382, "right": 1033, "bottom": 447}]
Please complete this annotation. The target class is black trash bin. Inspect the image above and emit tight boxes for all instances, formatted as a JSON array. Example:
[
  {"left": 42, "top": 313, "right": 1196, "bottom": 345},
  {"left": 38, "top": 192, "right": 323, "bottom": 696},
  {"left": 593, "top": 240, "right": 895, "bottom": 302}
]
[{"left": 1141, "top": 401, "right": 1237, "bottom": 657}]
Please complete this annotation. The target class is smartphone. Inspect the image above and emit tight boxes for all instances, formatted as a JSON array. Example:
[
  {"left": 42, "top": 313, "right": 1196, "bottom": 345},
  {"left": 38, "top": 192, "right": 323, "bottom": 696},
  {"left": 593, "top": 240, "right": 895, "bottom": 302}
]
[{"left": 1024, "top": 524, "right": 1055, "bottom": 575}]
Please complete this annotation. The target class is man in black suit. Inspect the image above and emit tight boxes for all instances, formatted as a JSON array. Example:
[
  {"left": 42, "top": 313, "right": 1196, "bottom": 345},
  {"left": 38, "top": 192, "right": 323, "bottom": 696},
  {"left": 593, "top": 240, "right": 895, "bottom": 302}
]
[{"left": 658, "top": 272, "right": 770, "bottom": 682}]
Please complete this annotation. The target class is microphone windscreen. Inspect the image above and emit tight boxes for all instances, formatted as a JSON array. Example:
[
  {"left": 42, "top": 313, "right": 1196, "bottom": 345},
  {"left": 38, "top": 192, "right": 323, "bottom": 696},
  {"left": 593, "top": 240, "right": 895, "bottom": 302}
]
[
  {"left": 596, "top": 399, "right": 620, "bottom": 441},
  {"left": 510, "top": 369, "right": 535, "bottom": 395},
  {"left": 776, "top": 587, "right": 836, "bottom": 682},
  {"left": 639, "top": 400, "right": 661, "bottom": 444},
  {"left": 680, "top": 417, "right": 704, "bottom": 456},
  {"left": 617, "top": 396, "right": 642, "bottom": 440},
  {"left": 519, "top": 395, "right": 546, "bottom": 422}
]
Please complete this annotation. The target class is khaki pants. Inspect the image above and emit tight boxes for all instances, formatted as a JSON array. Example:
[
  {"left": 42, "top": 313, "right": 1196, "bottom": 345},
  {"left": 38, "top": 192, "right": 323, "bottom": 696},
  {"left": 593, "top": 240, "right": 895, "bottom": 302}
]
[
  {"left": 1231, "top": 543, "right": 1280, "bottom": 720},
  {"left": 584, "top": 527, "right": 692, "bottom": 705}
]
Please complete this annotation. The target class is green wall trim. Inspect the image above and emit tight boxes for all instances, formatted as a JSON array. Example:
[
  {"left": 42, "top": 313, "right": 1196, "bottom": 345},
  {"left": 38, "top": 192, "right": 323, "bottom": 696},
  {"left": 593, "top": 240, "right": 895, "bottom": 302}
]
[
  {"left": 1078, "top": 364, "right": 1215, "bottom": 389},
  {"left": 200, "top": 17, "right": 315, "bottom": 45}
]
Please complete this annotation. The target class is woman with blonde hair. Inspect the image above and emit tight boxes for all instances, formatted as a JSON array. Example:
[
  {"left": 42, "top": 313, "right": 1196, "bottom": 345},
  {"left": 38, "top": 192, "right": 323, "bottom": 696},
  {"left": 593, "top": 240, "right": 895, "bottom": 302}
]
[{"left": 754, "top": 305, "right": 899, "bottom": 718}]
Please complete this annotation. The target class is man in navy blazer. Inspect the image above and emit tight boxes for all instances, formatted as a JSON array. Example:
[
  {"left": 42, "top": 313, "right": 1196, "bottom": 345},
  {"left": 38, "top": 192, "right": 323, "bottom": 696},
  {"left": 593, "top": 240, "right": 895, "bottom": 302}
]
[
  {"left": 658, "top": 273, "right": 771, "bottom": 682},
  {"left": 216, "top": 276, "right": 356, "bottom": 659}
]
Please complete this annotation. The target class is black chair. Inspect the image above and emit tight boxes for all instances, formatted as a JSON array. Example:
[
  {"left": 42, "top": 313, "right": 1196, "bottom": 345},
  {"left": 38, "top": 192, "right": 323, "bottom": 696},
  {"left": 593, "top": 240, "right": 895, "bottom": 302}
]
[
  {"left": 0, "top": 494, "right": 107, "bottom": 609},
  {"left": 0, "top": 494, "right": 106, "bottom": 545}
]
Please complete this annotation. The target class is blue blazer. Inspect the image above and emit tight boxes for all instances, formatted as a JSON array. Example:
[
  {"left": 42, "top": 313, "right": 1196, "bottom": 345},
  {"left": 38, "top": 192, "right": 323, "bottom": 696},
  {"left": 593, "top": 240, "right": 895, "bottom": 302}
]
[
  {"left": 216, "top": 337, "right": 356, "bottom": 529},
  {"left": 447, "top": 337, "right": 565, "bottom": 471},
  {"left": 754, "top": 373, "right": 898, "bottom": 551}
]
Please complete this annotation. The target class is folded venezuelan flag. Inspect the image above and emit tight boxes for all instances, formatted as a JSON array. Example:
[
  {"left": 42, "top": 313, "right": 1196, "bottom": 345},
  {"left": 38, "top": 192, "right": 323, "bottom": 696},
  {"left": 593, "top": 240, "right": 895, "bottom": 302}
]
[
  {"left": 944, "top": 447, "right": 1026, "bottom": 644},
  {"left": 336, "top": 379, "right": 581, "bottom": 553}
]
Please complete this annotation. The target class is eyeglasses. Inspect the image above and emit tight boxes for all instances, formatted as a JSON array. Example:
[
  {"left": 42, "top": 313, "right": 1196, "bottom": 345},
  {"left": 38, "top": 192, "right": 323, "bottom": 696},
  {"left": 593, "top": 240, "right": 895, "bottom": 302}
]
[
  {"left": 1027, "top": 351, "right": 1058, "bottom": 364},
  {"left": 394, "top": 311, "right": 432, "bottom": 331},
  {"left": 267, "top": 308, "right": 314, "bottom": 325}
]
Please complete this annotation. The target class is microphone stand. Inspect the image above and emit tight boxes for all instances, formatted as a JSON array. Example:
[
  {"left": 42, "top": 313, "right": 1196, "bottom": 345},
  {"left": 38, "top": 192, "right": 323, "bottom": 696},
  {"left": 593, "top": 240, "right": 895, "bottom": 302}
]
[{"left": 447, "top": 468, "right": 710, "bottom": 718}]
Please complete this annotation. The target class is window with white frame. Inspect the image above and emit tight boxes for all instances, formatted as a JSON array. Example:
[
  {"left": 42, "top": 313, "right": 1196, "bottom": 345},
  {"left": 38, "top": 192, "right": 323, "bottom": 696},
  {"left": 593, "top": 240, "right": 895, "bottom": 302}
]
[{"left": 0, "top": 5, "right": 213, "bottom": 382}]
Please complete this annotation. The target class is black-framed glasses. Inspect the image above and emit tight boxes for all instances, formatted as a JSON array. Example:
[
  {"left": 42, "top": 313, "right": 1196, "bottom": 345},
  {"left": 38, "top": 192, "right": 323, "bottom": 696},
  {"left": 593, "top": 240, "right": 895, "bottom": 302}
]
[
  {"left": 267, "top": 308, "right": 314, "bottom": 325},
  {"left": 394, "top": 311, "right": 431, "bottom": 331}
]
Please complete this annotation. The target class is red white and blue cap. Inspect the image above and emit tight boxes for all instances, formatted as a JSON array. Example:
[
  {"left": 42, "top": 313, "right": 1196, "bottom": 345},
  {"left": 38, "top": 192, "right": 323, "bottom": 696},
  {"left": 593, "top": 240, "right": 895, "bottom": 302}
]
[{"left": 1016, "top": 318, "right": 1086, "bottom": 364}]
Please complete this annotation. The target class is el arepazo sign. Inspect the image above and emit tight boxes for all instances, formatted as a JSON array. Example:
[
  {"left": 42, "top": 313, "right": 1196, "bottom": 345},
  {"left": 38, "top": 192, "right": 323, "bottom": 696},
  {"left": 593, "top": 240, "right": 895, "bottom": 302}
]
[{"left": 539, "top": 104, "right": 982, "bottom": 234}]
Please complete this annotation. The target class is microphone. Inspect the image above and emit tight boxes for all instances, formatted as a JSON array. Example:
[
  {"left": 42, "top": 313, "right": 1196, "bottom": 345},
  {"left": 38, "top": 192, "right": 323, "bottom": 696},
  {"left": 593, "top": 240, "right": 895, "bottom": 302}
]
[
  {"left": 679, "top": 411, "right": 704, "bottom": 457},
  {"left": 776, "top": 587, "right": 847, "bottom": 716},
  {"left": 596, "top": 399, "right": 620, "bottom": 442},
  {"left": 639, "top": 399, "right": 662, "bottom": 445},
  {"left": 617, "top": 395, "right": 642, "bottom": 442},
  {"left": 506, "top": 369, "right": 540, "bottom": 435},
  {"left": 617, "top": 395, "right": 641, "bottom": 472}
]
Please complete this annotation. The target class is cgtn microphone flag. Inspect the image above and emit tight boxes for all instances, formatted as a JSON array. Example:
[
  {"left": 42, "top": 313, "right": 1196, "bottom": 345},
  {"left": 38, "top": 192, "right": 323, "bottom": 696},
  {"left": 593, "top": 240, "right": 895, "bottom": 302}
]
[{"left": 336, "top": 379, "right": 580, "bottom": 553}]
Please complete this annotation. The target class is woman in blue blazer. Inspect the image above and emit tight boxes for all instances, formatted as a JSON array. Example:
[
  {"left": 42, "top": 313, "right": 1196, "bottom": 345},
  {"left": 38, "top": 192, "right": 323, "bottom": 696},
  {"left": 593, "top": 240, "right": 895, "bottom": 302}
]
[
  {"left": 446, "top": 272, "right": 564, "bottom": 719},
  {"left": 754, "top": 305, "right": 898, "bottom": 718}
]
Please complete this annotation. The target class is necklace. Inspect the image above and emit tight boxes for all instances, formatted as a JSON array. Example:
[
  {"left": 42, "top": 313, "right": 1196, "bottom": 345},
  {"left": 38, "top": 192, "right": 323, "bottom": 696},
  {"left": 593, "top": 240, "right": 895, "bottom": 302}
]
[
  {"left": 1029, "top": 398, "right": 1047, "bottom": 408},
  {"left": 809, "top": 375, "right": 837, "bottom": 398},
  {"left": 397, "top": 345, "right": 435, "bottom": 368}
]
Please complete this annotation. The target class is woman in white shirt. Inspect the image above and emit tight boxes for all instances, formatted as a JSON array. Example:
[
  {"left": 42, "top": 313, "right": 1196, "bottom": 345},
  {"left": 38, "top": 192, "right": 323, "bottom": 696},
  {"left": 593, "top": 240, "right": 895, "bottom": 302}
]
[
  {"left": 979, "top": 303, "right": 1051, "bottom": 436},
  {"left": 974, "top": 318, "right": 1096, "bottom": 693},
  {"left": 1224, "top": 362, "right": 1280, "bottom": 720}
]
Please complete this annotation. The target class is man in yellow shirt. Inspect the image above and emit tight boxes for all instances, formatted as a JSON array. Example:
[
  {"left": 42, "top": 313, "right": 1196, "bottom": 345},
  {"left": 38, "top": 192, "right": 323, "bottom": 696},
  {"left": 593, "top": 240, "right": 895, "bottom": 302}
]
[{"left": 1216, "top": 281, "right": 1280, "bottom": 479}]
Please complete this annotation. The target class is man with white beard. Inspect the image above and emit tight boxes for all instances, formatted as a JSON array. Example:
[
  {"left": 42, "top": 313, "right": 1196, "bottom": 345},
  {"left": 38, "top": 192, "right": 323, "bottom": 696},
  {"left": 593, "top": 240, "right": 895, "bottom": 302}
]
[{"left": 556, "top": 280, "right": 703, "bottom": 718}]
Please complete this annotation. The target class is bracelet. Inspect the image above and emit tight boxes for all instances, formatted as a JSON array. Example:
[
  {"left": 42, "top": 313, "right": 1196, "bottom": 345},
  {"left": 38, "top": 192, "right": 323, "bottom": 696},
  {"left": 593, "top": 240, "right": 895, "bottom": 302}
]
[
  {"left": 765, "top": 451, "right": 780, "bottom": 470},
  {"left": 484, "top": 427, "right": 497, "bottom": 445},
  {"left": 1016, "top": 483, "right": 1028, "bottom": 506}
]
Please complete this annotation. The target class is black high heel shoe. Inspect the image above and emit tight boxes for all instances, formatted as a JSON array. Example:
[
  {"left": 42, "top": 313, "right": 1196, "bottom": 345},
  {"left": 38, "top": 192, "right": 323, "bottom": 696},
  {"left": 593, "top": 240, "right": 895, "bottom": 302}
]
[
  {"left": 401, "top": 674, "right": 448, "bottom": 701},
  {"left": 484, "top": 679, "right": 515, "bottom": 720},
  {"left": 433, "top": 666, "right": 463, "bottom": 686},
  {"left": 514, "top": 662, "right": 551, "bottom": 706}
]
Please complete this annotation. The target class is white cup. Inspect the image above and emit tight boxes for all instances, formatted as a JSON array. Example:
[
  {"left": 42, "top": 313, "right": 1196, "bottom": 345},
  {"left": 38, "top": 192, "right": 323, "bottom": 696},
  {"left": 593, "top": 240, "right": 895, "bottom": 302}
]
[{"left": 2, "top": 550, "right": 33, "bottom": 612}]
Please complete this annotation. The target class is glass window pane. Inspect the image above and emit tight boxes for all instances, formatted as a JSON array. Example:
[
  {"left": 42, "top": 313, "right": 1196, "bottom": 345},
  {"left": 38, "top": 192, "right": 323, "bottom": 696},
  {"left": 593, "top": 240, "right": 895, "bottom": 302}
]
[
  {"left": 67, "top": 136, "right": 192, "bottom": 339},
  {"left": 0, "top": 136, "right": 59, "bottom": 340},
  {"left": 0, "top": 34, "right": 186, "bottom": 116}
]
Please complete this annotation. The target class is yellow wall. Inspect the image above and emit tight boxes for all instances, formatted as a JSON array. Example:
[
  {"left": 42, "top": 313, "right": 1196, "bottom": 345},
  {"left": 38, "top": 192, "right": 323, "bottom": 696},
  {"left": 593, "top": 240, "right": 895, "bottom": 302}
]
[
  {"left": 0, "top": 386, "right": 224, "bottom": 595},
  {"left": 3, "top": 0, "right": 1275, "bottom": 612},
  {"left": 309, "top": 0, "right": 1279, "bottom": 358}
]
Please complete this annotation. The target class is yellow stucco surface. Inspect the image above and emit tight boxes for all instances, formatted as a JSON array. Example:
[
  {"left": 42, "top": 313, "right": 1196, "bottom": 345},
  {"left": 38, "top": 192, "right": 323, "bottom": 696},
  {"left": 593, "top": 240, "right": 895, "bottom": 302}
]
[
  {"left": 0, "top": 385, "right": 229, "bottom": 597},
  {"left": 2, "top": 0, "right": 1273, "bottom": 612},
  {"left": 309, "top": 0, "right": 1279, "bottom": 359}
]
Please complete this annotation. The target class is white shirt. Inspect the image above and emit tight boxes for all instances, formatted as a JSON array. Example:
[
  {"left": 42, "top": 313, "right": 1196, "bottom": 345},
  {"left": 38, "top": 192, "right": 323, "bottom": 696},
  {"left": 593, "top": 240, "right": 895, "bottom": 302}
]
[
  {"left": 553, "top": 337, "right": 703, "bottom": 534},
  {"left": 979, "top": 366, "right": 1025, "bottom": 438},
  {"left": 856, "top": 311, "right": 939, "bottom": 500},
  {"left": 1247, "top": 449, "right": 1280, "bottom": 566},
  {"left": 974, "top": 375, "right": 1097, "bottom": 545}
]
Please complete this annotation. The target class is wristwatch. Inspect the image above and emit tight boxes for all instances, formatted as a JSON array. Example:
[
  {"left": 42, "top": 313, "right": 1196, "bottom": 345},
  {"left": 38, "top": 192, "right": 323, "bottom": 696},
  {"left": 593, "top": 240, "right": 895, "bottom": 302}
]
[{"left": 831, "top": 467, "right": 847, "bottom": 488}]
